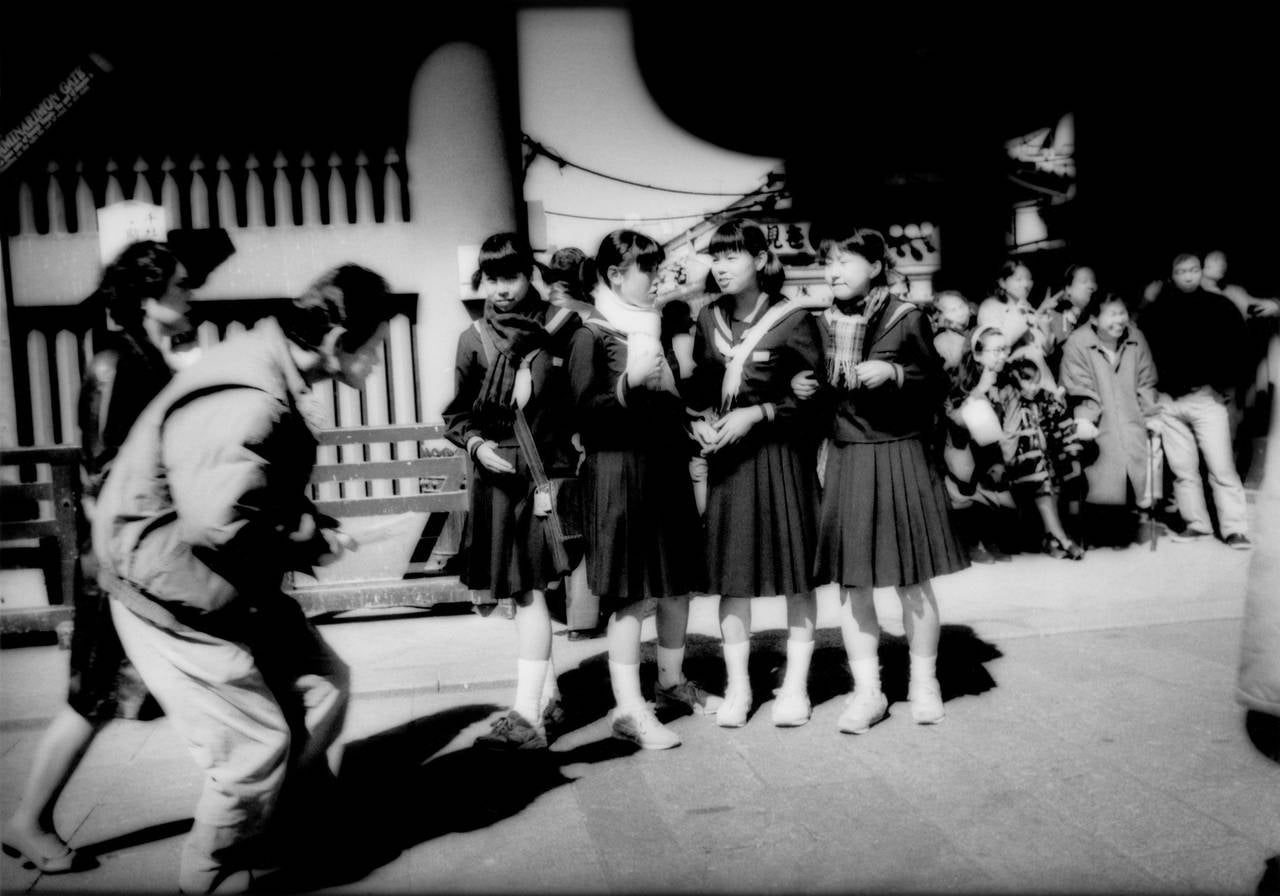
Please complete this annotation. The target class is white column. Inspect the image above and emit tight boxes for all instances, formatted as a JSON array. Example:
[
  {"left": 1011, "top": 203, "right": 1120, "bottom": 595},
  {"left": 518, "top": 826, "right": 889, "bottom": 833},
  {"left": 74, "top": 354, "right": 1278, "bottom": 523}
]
[{"left": 406, "top": 41, "right": 519, "bottom": 421}]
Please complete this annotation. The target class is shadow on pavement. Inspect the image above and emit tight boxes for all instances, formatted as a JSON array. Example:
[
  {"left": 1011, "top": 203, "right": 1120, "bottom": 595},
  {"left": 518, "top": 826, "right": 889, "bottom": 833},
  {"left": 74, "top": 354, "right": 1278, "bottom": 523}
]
[
  {"left": 73, "top": 817, "right": 194, "bottom": 865},
  {"left": 255, "top": 702, "right": 638, "bottom": 892},
  {"left": 553, "top": 624, "right": 1001, "bottom": 725}
]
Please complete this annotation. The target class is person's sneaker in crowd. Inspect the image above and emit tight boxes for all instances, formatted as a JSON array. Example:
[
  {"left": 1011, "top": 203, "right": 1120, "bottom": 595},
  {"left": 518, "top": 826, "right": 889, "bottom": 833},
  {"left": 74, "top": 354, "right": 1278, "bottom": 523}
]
[
  {"left": 655, "top": 679, "right": 724, "bottom": 716},
  {"left": 715, "top": 687, "right": 752, "bottom": 728},
  {"left": 1063, "top": 539, "right": 1086, "bottom": 561},
  {"left": 1170, "top": 527, "right": 1212, "bottom": 543},
  {"left": 837, "top": 689, "right": 889, "bottom": 734},
  {"left": 474, "top": 710, "right": 547, "bottom": 751},
  {"left": 908, "top": 678, "right": 945, "bottom": 725},
  {"left": 1224, "top": 533, "right": 1253, "bottom": 550},
  {"left": 611, "top": 704, "right": 681, "bottom": 750},
  {"left": 770, "top": 689, "right": 811, "bottom": 727}
]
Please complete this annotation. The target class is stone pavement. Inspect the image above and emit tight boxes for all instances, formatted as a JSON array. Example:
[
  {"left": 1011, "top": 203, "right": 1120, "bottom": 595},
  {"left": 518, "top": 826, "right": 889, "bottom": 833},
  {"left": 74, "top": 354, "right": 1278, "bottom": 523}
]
[{"left": 1, "top": 527, "right": 1275, "bottom": 894}]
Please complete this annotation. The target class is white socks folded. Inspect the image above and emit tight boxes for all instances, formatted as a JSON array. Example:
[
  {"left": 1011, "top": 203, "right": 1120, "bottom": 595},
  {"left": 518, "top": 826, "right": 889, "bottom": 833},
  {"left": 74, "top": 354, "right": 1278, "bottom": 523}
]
[
  {"left": 851, "top": 656, "right": 882, "bottom": 695},
  {"left": 780, "top": 638, "right": 814, "bottom": 695},
  {"left": 609, "top": 660, "right": 646, "bottom": 714},
  {"left": 909, "top": 651, "right": 938, "bottom": 684},
  {"left": 514, "top": 658, "right": 549, "bottom": 723}
]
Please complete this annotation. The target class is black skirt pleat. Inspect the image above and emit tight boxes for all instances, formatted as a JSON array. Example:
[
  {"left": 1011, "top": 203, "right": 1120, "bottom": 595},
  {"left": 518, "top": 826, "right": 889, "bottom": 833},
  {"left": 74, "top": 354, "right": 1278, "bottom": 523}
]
[
  {"left": 583, "top": 448, "right": 704, "bottom": 608},
  {"left": 460, "top": 444, "right": 562, "bottom": 601},
  {"left": 815, "top": 438, "right": 969, "bottom": 589},
  {"left": 705, "top": 440, "right": 819, "bottom": 597}
]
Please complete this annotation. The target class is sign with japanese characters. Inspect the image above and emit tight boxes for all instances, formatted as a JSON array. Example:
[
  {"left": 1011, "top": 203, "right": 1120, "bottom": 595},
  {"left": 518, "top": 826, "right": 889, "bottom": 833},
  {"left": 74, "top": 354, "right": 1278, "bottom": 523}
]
[{"left": 97, "top": 201, "right": 168, "bottom": 267}]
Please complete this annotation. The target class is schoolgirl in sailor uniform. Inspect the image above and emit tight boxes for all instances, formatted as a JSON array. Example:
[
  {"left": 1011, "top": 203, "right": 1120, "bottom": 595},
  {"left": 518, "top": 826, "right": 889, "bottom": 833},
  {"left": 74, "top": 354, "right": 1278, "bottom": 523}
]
[
  {"left": 683, "top": 220, "right": 826, "bottom": 729},
  {"left": 567, "top": 230, "right": 718, "bottom": 750},
  {"left": 443, "top": 232, "right": 591, "bottom": 750},
  {"left": 810, "top": 226, "right": 968, "bottom": 735}
]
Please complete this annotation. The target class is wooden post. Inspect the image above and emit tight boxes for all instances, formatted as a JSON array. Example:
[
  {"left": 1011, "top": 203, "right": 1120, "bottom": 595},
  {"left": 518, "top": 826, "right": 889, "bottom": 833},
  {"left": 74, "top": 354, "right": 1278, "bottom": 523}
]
[{"left": 0, "top": 238, "right": 19, "bottom": 448}]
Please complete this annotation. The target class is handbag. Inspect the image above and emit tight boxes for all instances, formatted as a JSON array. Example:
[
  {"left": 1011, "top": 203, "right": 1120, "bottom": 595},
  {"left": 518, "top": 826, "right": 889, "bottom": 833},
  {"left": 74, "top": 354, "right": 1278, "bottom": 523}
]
[
  {"left": 473, "top": 319, "right": 584, "bottom": 576},
  {"left": 512, "top": 405, "right": 583, "bottom": 576}
]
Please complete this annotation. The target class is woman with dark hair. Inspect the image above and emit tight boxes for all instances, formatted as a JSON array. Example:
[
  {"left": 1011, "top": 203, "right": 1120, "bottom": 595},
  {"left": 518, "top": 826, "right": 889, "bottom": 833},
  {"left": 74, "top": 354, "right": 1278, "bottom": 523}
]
[
  {"left": 1037, "top": 263, "right": 1098, "bottom": 372},
  {"left": 683, "top": 219, "right": 825, "bottom": 729},
  {"left": 444, "top": 232, "right": 592, "bottom": 750},
  {"left": 809, "top": 226, "right": 967, "bottom": 734},
  {"left": 543, "top": 246, "right": 597, "bottom": 319},
  {"left": 4, "top": 240, "right": 200, "bottom": 874},
  {"left": 978, "top": 259, "right": 1058, "bottom": 388},
  {"left": 949, "top": 326, "right": 1086, "bottom": 560},
  {"left": 542, "top": 247, "right": 606, "bottom": 640},
  {"left": 566, "top": 229, "right": 715, "bottom": 749}
]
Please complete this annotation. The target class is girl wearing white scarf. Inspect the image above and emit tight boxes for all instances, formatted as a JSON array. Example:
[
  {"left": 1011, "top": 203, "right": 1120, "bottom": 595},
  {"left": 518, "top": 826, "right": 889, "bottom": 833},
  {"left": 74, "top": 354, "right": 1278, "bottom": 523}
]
[{"left": 571, "top": 231, "right": 718, "bottom": 750}]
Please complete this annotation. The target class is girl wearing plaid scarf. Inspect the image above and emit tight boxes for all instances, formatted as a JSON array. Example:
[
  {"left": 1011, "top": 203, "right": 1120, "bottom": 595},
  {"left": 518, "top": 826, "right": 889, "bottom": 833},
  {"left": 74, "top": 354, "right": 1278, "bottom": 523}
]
[{"left": 808, "top": 226, "right": 968, "bottom": 735}]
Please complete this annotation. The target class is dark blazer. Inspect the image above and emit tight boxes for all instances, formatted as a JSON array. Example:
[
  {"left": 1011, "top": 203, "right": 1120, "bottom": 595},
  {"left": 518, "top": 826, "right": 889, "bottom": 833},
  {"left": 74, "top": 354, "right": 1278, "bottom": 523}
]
[{"left": 818, "top": 297, "right": 947, "bottom": 444}]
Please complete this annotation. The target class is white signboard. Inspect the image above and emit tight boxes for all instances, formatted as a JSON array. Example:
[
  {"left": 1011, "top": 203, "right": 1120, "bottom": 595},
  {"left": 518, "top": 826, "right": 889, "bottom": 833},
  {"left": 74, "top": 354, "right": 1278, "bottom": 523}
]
[{"left": 97, "top": 201, "right": 167, "bottom": 266}]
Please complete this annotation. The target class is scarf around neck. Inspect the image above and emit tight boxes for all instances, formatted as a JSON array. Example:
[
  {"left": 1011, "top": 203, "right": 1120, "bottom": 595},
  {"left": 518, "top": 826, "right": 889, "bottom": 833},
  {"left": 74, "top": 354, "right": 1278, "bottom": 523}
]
[
  {"left": 475, "top": 291, "right": 548, "bottom": 422},
  {"left": 825, "top": 286, "right": 889, "bottom": 389},
  {"left": 591, "top": 283, "right": 679, "bottom": 397}
]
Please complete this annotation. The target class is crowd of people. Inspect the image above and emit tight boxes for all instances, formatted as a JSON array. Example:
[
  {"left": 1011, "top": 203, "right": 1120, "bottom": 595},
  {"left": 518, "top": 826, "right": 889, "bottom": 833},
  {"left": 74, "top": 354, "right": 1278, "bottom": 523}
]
[{"left": 2, "top": 222, "right": 1275, "bottom": 892}]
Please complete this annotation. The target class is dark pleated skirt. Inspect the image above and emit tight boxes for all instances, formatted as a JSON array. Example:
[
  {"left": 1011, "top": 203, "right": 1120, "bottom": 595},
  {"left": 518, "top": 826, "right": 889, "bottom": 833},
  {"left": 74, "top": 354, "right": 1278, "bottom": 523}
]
[
  {"left": 461, "top": 444, "right": 562, "bottom": 601},
  {"left": 815, "top": 438, "right": 970, "bottom": 589},
  {"left": 583, "top": 448, "right": 705, "bottom": 608},
  {"left": 706, "top": 439, "right": 818, "bottom": 597}
]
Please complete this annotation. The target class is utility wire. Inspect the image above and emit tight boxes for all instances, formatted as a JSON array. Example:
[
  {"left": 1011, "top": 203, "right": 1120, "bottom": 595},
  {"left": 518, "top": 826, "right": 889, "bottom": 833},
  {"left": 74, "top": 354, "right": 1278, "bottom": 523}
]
[
  {"left": 545, "top": 203, "right": 772, "bottom": 223},
  {"left": 523, "top": 134, "right": 784, "bottom": 198}
]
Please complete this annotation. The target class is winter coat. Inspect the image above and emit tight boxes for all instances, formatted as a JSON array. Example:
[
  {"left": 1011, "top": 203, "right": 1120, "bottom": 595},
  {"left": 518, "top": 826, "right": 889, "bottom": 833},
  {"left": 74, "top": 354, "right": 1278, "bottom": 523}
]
[
  {"left": 93, "top": 317, "right": 335, "bottom": 634},
  {"left": 1059, "top": 323, "right": 1160, "bottom": 506}
]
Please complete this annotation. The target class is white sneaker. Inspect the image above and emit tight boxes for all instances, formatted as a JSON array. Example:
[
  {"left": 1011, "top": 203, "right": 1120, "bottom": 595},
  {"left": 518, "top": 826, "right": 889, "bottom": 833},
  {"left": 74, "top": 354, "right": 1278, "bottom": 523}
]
[
  {"left": 770, "top": 689, "right": 811, "bottom": 727},
  {"left": 837, "top": 689, "right": 888, "bottom": 734},
  {"left": 908, "top": 677, "right": 945, "bottom": 725},
  {"left": 611, "top": 704, "right": 681, "bottom": 750},
  {"left": 715, "top": 687, "right": 752, "bottom": 728}
]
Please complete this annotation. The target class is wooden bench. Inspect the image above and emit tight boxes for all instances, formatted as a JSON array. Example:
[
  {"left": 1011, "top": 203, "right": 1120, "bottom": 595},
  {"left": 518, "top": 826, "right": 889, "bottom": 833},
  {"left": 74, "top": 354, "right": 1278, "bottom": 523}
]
[
  {"left": 285, "top": 423, "right": 489, "bottom": 617},
  {"left": 0, "top": 425, "right": 484, "bottom": 636},
  {"left": 0, "top": 445, "right": 81, "bottom": 634}
]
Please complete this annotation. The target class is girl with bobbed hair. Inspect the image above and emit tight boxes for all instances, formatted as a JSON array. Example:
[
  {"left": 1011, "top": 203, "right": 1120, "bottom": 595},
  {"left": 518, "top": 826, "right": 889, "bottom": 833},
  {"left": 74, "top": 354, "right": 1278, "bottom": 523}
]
[
  {"left": 808, "top": 224, "right": 967, "bottom": 734},
  {"left": 444, "top": 232, "right": 593, "bottom": 750},
  {"left": 683, "top": 218, "right": 826, "bottom": 729},
  {"left": 566, "top": 229, "right": 715, "bottom": 749}
]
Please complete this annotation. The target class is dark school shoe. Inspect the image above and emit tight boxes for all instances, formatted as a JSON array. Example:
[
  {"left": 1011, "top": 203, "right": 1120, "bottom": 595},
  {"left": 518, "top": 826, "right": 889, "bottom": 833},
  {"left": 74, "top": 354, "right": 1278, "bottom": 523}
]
[{"left": 474, "top": 710, "right": 548, "bottom": 751}]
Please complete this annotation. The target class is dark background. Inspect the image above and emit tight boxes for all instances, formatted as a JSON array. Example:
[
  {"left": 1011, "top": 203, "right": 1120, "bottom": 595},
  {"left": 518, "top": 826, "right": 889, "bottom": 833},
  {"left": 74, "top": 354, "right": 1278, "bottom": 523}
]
[{"left": 3, "top": 4, "right": 1276, "bottom": 302}]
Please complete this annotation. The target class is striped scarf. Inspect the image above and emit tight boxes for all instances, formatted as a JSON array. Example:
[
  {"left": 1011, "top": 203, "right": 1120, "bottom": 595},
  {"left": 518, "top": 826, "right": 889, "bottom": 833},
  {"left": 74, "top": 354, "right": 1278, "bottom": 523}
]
[{"left": 824, "top": 286, "right": 888, "bottom": 389}]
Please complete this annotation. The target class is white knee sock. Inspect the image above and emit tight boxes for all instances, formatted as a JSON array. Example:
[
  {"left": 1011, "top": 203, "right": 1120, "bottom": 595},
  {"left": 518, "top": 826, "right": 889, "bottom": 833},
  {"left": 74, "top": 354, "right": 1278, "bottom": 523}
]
[
  {"left": 909, "top": 651, "right": 938, "bottom": 683},
  {"left": 723, "top": 640, "right": 751, "bottom": 694},
  {"left": 514, "top": 659, "right": 548, "bottom": 723},
  {"left": 851, "top": 657, "right": 881, "bottom": 694},
  {"left": 780, "top": 639, "right": 814, "bottom": 695},
  {"left": 609, "top": 660, "right": 645, "bottom": 713},
  {"left": 541, "top": 660, "right": 560, "bottom": 711},
  {"left": 656, "top": 645, "right": 685, "bottom": 689}
]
